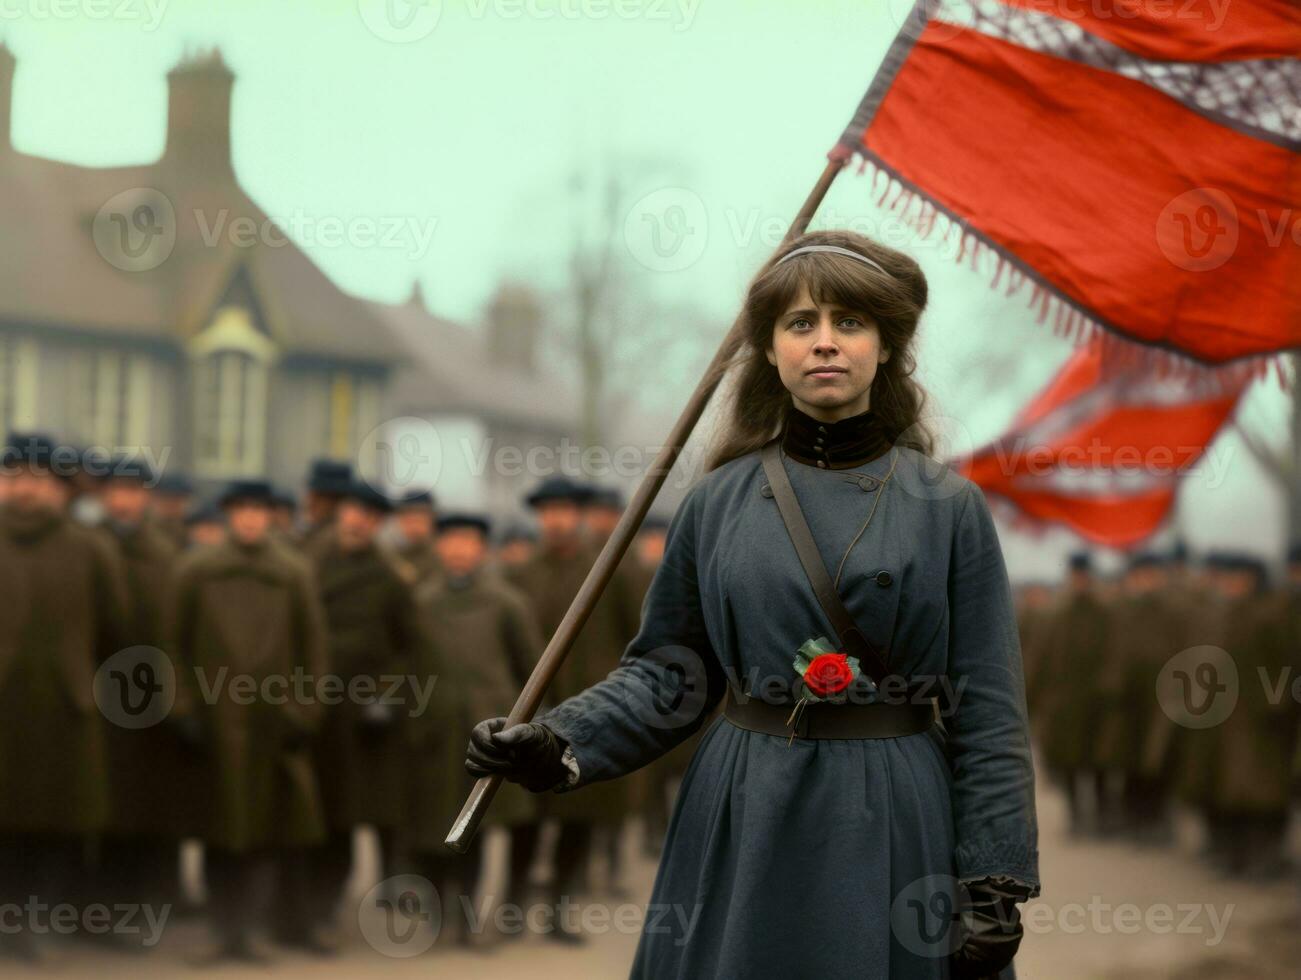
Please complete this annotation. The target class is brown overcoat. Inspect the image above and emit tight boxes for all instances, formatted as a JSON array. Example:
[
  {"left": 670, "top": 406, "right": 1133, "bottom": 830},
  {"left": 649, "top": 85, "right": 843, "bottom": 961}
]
[
  {"left": 0, "top": 507, "right": 128, "bottom": 835},
  {"left": 505, "top": 542, "right": 642, "bottom": 824},
  {"left": 98, "top": 518, "right": 208, "bottom": 837},
  {"left": 1035, "top": 588, "right": 1109, "bottom": 773},
  {"left": 171, "top": 538, "right": 329, "bottom": 851},
  {"left": 407, "top": 570, "right": 544, "bottom": 850},
  {"left": 309, "top": 537, "right": 420, "bottom": 831}
]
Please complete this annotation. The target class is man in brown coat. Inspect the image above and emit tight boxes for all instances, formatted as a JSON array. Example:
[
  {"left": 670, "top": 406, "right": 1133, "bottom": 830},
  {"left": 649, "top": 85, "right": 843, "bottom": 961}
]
[
  {"left": 294, "top": 459, "right": 352, "bottom": 551},
  {"left": 0, "top": 433, "right": 128, "bottom": 962},
  {"left": 93, "top": 454, "right": 204, "bottom": 919},
  {"left": 1188, "top": 555, "right": 1295, "bottom": 877},
  {"left": 1036, "top": 551, "right": 1109, "bottom": 836},
  {"left": 388, "top": 489, "right": 443, "bottom": 587},
  {"left": 505, "top": 477, "right": 642, "bottom": 935},
  {"left": 298, "top": 480, "right": 421, "bottom": 950},
  {"left": 409, "top": 513, "right": 543, "bottom": 946},
  {"left": 171, "top": 479, "right": 329, "bottom": 963},
  {"left": 1093, "top": 553, "right": 1182, "bottom": 841}
]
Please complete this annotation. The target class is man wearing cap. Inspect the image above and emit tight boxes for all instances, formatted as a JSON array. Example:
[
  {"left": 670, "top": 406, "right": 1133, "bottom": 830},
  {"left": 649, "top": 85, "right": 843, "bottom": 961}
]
[
  {"left": 152, "top": 472, "right": 195, "bottom": 550},
  {"left": 1036, "top": 551, "right": 1109, "bottom": 836},
  {"left": 408, "top": 512, "right": 544, "bottom": 947},
  {"left": 93, "top": 454, "right": 202, "bottom": 921},
  {"left": 184, "top": 502, "right": 226, "bottom": 550},
  {"left": 171, "top": 479, "right": 329, "bottom": 963},
  {"left": 1092, "top": 553, "right": 1181, "bottom": 841},
  {"left": 493, "top": 522, "right": 536, "bottom": 570},
  {"left": 1184, "top": 554, "right": 1294, "bottom": 877},
  {"left": 505, "top": 477, "right": 642, "bottom": 935},
  {"left": 0, "top": 432, "right": 128, "bottom": 962},
  {"left": 388, "top": 489, "right": 443, "bottom": 587},
  {"left": 296, "top": 459, "right": 353, "bottom": 551},
  {"left": 297, "top": 479, "right": 421, "bottom": 950}
]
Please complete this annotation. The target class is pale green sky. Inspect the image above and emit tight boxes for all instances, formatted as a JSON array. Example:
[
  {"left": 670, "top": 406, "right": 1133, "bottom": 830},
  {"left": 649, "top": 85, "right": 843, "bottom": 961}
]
[{"left": 1, "top": 0, "right": 1287, "bottom": 564}]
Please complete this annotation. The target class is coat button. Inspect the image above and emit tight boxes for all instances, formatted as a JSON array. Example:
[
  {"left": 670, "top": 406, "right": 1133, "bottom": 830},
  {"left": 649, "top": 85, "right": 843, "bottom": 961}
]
[
  {"left": 817, "top": 425, "right": 827, "bottom": 433},
  {"left": 874, "top": 570, "right": 893, "bottom": 587},
  {"left": 760, "top": 484, "right": 773, "bottom": 498},
  {"left": 857, "top": 477, "right": 878, "bottom": 492}
]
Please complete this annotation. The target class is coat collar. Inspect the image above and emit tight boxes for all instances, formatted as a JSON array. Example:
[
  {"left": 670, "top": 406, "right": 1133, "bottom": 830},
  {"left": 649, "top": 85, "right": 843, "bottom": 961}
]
[{"left": 780, "top": 403, "right": 891, "bottom": 470}]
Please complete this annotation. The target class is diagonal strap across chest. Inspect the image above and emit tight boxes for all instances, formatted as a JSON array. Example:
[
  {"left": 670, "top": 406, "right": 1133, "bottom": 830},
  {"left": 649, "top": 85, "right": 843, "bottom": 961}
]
[{"left": 760, "top": 440, "right": 891, "bottom": 685}]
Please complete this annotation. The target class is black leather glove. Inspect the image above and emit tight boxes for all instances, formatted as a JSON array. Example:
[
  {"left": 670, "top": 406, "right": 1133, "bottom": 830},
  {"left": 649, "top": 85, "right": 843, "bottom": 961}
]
[
  {"left": 465, "top": 717, "right": 571, "bottom": 793},
  {"left": 949, "top": 877, "right": 1031, "bottom": 980}
]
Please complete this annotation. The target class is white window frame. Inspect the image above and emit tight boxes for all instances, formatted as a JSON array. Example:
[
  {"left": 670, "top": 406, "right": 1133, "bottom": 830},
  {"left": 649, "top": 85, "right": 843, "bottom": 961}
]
[{"left": 190, "top": 306, "right": 277, "bottom": 479}]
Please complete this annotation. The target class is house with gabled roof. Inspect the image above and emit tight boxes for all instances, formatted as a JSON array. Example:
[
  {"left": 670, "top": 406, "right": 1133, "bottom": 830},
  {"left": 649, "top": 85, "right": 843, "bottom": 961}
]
[{"left": 0, "top": 45, "right": 405, "bottom": 491}]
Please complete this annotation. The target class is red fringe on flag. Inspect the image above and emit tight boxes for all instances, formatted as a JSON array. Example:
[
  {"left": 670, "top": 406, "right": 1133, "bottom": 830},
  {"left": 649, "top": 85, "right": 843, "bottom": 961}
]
[{"left": 830, "top": 149, "right": 1293, "bottom": 395}]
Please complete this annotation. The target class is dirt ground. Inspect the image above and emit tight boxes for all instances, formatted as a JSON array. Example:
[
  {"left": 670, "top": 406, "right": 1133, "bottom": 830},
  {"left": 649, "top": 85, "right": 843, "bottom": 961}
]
[{"left": 1, "top": 771, "right": 1296, "bottom": 978}]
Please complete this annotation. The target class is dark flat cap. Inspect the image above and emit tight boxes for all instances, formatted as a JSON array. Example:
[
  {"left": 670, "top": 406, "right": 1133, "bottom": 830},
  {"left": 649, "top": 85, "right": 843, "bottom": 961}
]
[
  {"left": 219, "top": 479, "right": 276, "bottom": 507},
  {"left": 395, "top": 488, "right": 437, "bottom": 510},
  {"left": 586, "top": 486, "right": 625, "bottom": 511},
  {"left": 104, "top": 453, "right": 158, "bottom": 485},
  {"left": 306, "top": 458, "right": 353, "bottom": 495},
  {"left": 341, "top": 480, "right": 393, "bottom": 514},
  {"left": 437, "top": 512, "right": 492, "bottom": 536},
  {"left": 525, "top": 476, "right": 593, "bottom": 508}
]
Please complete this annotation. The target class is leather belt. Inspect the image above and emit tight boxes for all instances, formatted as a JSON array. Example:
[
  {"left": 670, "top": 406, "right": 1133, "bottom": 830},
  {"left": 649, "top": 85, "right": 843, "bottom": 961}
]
[{"left": 723, "top": 685, "right": 936, "bottom": 740}]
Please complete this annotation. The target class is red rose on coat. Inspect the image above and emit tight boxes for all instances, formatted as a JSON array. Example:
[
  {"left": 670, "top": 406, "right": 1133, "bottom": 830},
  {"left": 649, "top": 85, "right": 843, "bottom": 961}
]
[{"left": 803, "top": 652, "right": 854, "bottom": 697}]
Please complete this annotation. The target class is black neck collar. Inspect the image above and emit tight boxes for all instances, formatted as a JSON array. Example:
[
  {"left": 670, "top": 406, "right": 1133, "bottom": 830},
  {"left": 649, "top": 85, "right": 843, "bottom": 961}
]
[{"left": 780, "top": 404, "right": 891, "bottom": 470}]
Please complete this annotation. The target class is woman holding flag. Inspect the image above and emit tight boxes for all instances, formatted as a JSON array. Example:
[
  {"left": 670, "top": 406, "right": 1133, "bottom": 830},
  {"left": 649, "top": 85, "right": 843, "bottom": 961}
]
[{"left": 467, "top": 229, "right": 1040, "bottom": 978}]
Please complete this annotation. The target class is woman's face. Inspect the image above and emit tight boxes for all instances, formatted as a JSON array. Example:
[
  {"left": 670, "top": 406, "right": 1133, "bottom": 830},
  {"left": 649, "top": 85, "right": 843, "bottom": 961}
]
[{"left": 766, "top": 282, "right": 889, "bottom": 422}]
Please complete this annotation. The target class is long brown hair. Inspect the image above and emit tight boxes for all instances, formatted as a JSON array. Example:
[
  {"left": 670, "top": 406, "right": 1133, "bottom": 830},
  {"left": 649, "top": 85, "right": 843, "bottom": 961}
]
[{"left": 705, "top": 229, "right": 934, "bottom": 472}]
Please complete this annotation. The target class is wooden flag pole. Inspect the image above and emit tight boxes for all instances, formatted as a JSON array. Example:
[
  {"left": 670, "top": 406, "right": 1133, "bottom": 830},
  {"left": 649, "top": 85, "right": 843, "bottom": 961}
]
[{"left": 445, "top": 155, "right": 847, "bottom": 851}]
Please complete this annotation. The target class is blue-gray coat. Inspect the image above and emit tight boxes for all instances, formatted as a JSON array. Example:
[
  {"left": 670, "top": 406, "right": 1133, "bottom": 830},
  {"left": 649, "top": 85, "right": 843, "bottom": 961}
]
[{"left": 539, "top": 442, "right": 1041, "bottom": 978}]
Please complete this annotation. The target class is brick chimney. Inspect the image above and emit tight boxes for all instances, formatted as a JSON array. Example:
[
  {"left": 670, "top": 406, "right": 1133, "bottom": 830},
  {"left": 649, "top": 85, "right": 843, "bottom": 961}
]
[
  {"left": 164, "top": 47, "right": 234, "bottom": 177},
  {"left": 486, "top": 283, "right": 543, "bottom": 374},
  {"left": 0, "top": 43, "right": 15, "bottom": 152}
]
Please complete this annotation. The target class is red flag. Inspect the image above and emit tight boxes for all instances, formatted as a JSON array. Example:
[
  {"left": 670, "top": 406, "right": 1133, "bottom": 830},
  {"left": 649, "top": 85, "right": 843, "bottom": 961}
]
[
  {"left": 834, "top": 0, "right": 1300, "bottom": 373},
  {"left": 956, "top": 338, "right": 1246, "bottom": 546}
]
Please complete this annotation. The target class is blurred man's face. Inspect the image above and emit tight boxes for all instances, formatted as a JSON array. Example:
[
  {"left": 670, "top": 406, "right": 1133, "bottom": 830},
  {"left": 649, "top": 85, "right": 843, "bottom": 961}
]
[
  {"left": 4, "top": 468, "right": 70, "bottom": 515},
  {"left": 226, "top": 501, "right": 272, "bottom": 545},
  {"left": 396, "top": 507, "right": 434, "bottom": 544},
  {"left": 102, "top": 479, "right": 150, "bottom": 527},
  {"left": 1123, "top": 565, "right": 1163, "bottom": 596},
  {"left": 153, "top": 492, "right": 191, "bottom": 521},
  {"left": 336, "top": 500, "right": 382, "bottom": 551},
  {"left": 304, "top": 491, "right": 338, "bottom": 526},
  {"left": 583, "top": 505, "right": 621, "bottom": 541},
  {"left": 1067, "top": 568, "right": 1092, "bottom": 592},
  {"left": 497, "top": 539, "right": 533, "bottom": 567},
  {"left": 638, "top": 529, "right": 668, "bottom": 567},
  {"left": 436, "top": 527, "right": 487, "bottom": 577},
  {"left": 188, "top": 521, "right": 226, "bottom": 548},
  {"left": 536, "top": 500, "right": 582, "bottom": 547},
  {"left": 1215, "top": 568, "right": 1257, "bottom": 599}
]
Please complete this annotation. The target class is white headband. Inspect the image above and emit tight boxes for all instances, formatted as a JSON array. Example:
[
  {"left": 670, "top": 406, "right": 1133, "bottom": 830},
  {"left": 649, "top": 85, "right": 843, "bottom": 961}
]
[{"left": 776, "top": 244, "right": 890, "bottom": 277}]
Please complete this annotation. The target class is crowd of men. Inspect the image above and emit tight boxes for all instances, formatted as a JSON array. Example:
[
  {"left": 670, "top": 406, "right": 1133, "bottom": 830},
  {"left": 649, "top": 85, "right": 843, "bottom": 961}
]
[
  {"left": 1022, "top": 545, "right": 1300, "bottom": 880},
  {"left": 0, "top": 431, "right": 692, "bottom": 964}
]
